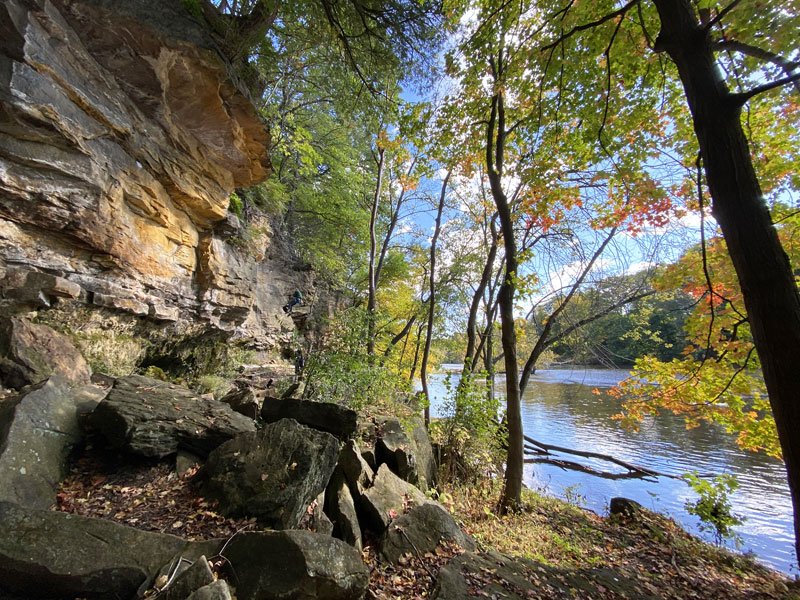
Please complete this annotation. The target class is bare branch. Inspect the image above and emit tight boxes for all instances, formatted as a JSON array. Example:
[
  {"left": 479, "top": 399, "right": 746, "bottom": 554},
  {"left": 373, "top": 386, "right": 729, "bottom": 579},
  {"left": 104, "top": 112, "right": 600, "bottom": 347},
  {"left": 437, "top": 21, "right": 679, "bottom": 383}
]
[
  {"left": 731, "top": 71, "right": 800, "bottom": 106},
  {"left": 541, "top": 0, "right": 639, "bottom": 52}
]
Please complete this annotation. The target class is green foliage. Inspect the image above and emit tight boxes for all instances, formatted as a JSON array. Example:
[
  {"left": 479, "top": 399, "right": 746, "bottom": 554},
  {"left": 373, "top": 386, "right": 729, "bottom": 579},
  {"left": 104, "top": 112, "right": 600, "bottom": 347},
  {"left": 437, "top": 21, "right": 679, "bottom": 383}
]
[
  {"left": 431, "top": 370, "right": 506, "bottom": 483},
  {"left": 683, "top": 472, "right": 744, "bottom": 547},
  {"left": 194, "top": 374, "right": 234, "bottom": 400},
  {"left": 303, "top": 307, "right": 412, "bottom": 411},
  {"left": 228, "top": 192, "right": 244, "bottom": 218}
]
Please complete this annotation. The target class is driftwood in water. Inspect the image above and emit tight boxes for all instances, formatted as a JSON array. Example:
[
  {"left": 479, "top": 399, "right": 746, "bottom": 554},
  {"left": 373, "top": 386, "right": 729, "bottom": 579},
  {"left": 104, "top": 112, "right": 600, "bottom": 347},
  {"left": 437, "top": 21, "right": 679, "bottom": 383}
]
[
  {"left": 524, "top": 456, "right": 659, "bottom": 480},
  {"left": 523, "top": 434, "right": 712, "bottom": 480}
]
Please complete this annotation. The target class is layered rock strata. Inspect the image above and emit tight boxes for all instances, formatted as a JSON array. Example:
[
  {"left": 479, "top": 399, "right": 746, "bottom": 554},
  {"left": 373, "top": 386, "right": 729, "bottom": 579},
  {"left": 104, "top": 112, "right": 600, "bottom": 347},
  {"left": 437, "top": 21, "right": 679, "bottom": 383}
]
[{"left": 0, "top": 0, "right": 309, "bottom": 352}]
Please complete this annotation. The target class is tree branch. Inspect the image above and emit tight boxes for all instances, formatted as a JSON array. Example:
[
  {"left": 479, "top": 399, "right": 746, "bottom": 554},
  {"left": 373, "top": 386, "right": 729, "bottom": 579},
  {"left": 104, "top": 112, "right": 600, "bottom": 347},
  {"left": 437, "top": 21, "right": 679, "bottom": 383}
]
[
  {"left": 731, "top": 71, "right": 800, "bottom": 106},
  {"left": 541, "top": 0, "right": 639, "bottom": 52}
]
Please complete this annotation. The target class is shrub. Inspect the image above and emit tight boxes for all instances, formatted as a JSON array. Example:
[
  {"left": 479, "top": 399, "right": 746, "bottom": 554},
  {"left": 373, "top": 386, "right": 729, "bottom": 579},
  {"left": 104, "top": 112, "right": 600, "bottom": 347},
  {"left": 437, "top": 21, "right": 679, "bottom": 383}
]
[
  {"left": 431, "top": 369, "right": 506, "bottom": 484},
  {"left": 683, "top": 472, "right": 744, "bottom": 546}
]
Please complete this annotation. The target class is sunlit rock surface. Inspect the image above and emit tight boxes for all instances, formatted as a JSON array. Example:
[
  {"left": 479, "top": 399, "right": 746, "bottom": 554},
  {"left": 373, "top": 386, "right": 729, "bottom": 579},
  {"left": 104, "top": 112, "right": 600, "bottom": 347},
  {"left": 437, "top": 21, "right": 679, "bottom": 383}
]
[{"left": 0, "top": 0, "right": 309, "bottom": 348}]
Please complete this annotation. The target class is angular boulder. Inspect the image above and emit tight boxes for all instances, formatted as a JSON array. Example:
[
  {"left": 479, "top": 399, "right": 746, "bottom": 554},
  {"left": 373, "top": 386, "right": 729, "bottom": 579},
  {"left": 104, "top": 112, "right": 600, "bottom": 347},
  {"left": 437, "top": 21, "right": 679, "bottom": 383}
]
[
  {"left": 338, "top": 439, "right": 374, "bottom": 495},
  {"left": 380, "top": 503, "right": 475, "bottom": 564},
  {"left": 0, "top": 317, "right": 91, "bottom": 389},
  {"left": 222, "top": 530, "right": 369, "bottom": 600},
  {"left": 155, "top": 555, "right": 214, "bottom": 600},
  {"left": 0, "top": 375, "right": 107, "bottom": 508},
  {"left": 325, "top": 473, "right": 363, "bottom": 551},
  {"left": 220, "top": 385, "right": 262, "bottom": 419},
  {"left": 261, "top": 397, "right": 357, "bottom": 440},
  {"left": 86, "top": 375, "right": 256, "bottom": 458},
  {"left": 375, "top": 416, "right": 437, "bottom": 490},
  {"left": 360, "top": 464, "right": 431, "bottom": 534},
  {"left": 186, "top": 580, "right": 232, "bottom": 600},
  {"left": 0, "top": 502, "right": 187, "bottom": 599},
  {"left": 202, "top": 418, "right": 339, "bottom": 529}
]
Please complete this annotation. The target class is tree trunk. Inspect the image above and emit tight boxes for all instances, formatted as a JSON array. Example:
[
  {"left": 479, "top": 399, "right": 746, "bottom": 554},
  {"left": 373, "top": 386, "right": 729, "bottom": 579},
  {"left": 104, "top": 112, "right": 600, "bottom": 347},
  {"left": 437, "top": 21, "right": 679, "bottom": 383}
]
[
  {"left": 652, "top": 0, "right": 800, "bottom": 561},
  {"left": 464, "top": 217, "right": 499, "bottom": 373},
  {"left": 367, "top": 146, "right": 385, "bottom": 358},
  {"left": 485, "top": 58, "right": 524, "bottom": 511},
  {"left": 421, "top": 170, "right": 452, "bottom": 428}
]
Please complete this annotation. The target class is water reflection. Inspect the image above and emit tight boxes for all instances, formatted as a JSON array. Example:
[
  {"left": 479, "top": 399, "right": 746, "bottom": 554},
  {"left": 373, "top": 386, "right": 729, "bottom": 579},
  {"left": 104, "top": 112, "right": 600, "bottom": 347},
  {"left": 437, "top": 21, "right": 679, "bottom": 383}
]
[{"left": 428, "top": 367, "right": 794, "bottom": 574}]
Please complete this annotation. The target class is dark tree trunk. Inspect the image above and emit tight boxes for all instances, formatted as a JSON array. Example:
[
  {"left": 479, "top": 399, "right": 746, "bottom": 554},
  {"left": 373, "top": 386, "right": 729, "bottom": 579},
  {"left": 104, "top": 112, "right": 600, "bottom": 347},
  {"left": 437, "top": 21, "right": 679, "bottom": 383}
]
[
  {"left": 652, "top": 0, "right": 800, "bottom": 561},
  {"left": 485, "top": 51, "right": 524, "bottom": 511},
  {"left": 367, "top": 147, "right": 385, "bottom": 358},
  {"left": 421, "top": 170, "right": 452, "bottom": 428}
]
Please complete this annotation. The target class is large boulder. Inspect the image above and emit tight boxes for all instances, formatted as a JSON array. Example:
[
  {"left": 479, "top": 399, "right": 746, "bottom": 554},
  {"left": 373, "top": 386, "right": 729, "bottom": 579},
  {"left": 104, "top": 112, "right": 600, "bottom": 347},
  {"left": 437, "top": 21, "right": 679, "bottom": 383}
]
[
  {"left": 86, "top": 374, "right": 256, "bottom": 458},
  {"left": 380, "top": 503, "right": 475, "bottom": 564},
  {"left": 0, "top": 375, "right": 106, "bottom": 508},
  {"left": 261, "top": 398, "right": 357, "bottom": 440},
  {"left": 221, "top": 530, "right": 369, "bottom": 600},
  {"left": 202, "top": 418, "right": 339, "bottom": 529},
  {"left": 360, "top": 464, "right": 431, "bottom": 534},
  {"left": 0, "top": 502, "right": 187, "bottom": 599},
  {"left": 0, "top": 317, "right": 91, "bottom": 389},
  {"left": 375, "top": 416, "right": 437, "bottom": 490}
]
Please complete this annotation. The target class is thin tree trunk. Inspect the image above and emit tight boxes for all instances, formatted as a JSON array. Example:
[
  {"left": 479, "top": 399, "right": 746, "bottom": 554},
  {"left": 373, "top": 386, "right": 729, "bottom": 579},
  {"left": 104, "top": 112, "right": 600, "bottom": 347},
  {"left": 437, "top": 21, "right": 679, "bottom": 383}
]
[
  {"left": 464, "top": 217, "right": 499, "bottom": 373},
  {"left": 652, "top": 0, "right": 800, "bottom": 561},
  {"left": 367, "top": 146, "right": 385, "bottom": 358},
  {"left": 409, "top": 321, "right": 425, "bottom": 383},
  {"left": 421, "top": 170, "right": 452, "bottom": 428},
  {"left": 485, "top": 49, "right": 524, "bottom": 512}
]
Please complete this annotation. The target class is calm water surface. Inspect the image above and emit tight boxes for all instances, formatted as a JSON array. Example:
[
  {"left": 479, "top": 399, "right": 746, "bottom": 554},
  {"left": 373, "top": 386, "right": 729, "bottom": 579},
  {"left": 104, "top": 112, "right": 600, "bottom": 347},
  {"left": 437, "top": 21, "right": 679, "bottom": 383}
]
[{"left": 428, "top": 366, "right": 794, "bottom": 574}]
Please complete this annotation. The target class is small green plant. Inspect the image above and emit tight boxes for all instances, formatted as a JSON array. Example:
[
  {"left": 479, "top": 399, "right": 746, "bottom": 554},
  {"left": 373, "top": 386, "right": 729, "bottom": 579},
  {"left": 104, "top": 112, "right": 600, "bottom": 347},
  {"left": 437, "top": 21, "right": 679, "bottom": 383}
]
[
  {"left": 562, "top": 484, "right": 587, "bottom": 507},
  {"left": 683, "top": 472, "right": 744, "bottom": 546},
  {"left": 228, "top": 192, "right": 244, "bottom": 218}
]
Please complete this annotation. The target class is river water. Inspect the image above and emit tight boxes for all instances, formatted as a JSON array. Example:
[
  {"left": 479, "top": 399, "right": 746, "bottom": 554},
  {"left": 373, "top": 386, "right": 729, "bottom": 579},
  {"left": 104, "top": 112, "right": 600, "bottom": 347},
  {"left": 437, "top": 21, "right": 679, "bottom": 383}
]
[{"left": 427, "top": 366, "right": 795, "bottom": 574}]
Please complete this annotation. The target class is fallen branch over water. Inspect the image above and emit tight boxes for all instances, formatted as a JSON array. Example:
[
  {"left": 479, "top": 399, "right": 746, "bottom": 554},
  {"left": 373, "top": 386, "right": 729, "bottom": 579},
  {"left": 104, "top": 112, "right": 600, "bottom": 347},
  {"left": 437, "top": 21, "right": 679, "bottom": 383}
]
[{"left": 523, "top": 434, "right": 714, "bottom": 480}]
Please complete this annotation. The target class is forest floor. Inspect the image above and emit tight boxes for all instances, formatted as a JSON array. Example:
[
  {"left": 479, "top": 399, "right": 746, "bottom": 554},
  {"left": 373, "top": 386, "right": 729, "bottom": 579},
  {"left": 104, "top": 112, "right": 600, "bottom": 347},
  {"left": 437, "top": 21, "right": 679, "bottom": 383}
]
[{"left": 54, "top": 446, "right": 799, "bottom": 600}]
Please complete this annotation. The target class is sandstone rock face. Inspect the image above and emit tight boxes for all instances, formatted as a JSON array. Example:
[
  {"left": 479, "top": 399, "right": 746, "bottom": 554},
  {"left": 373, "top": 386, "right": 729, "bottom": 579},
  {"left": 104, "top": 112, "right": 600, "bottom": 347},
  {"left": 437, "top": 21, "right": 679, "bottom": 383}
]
[
  {"left": 0, "top": 375, "right": 106, "bottom": 508},
  {"left": 202, "top": 418, "right": 340, "bottom": 529},
  {"left": 86, "top": 374, "right": 256, "bottom": 458},
  {"left": 0, "top": 0, "right": 311, "bottom": 350},
  {"left": 0, "top": 501, "right": 188, "bottom": 600},
  {"left": 0, "top": 317, "right": 91, "bottom": 389}
]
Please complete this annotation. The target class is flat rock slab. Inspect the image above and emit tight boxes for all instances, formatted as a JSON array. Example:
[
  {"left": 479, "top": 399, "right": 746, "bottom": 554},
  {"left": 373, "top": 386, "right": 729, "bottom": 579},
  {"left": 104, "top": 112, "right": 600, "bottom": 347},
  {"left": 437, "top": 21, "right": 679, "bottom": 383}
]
[
  {"left": 0, "top": 501, "right": 187, "bottom": 599},
  {"left": 0, "top": 317, "right": 91, "bottom": 389},
  {"left": 86, "top": 374, "right": 256, "bottom": 458},
  {"left": 433, "top": 551, "right": 658, "bottom": 600},
  {"left": 203, "top": 418, "right": 339, "bottom": 529},
  {"left": 261, "top": 398, "right": 357, "bottom": 440},
  {"left": 0, "top": 375, "right": 107, "bottom": 508},
  {"left": 222, "top": 530, "right": 368, "bottom": 600},
  {"left": 380, "top": 502, "right": 475, "bottom": 564}
]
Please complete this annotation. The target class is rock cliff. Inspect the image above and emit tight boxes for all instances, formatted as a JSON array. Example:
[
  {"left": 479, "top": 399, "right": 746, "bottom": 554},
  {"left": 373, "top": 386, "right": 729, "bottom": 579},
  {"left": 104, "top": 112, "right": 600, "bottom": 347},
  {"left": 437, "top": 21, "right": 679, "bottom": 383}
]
[{"left": 0, "top": 0, "right": 312, "bottom": 367}]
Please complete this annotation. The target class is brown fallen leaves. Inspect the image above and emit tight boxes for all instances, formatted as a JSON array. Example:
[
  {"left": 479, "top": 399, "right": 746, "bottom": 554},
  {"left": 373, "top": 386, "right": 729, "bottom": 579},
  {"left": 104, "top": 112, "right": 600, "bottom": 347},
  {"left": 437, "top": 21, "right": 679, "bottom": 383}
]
[
  {"left": 365, "top": 540, "right": 464, "bottom": 599},
  {"left": 54, "top": 448, "right": 258, "bottom": 541}
]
